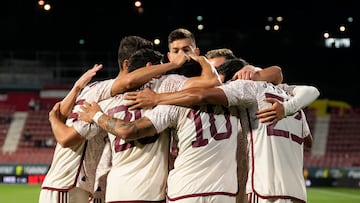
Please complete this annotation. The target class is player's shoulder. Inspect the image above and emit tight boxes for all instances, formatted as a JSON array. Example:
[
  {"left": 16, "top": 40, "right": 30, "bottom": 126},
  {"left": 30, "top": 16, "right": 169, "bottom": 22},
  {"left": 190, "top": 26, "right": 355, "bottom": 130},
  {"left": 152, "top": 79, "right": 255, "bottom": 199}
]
[
  {"left": 81, "top": 79, "right": 114, "bottom": 93},
  {"left": 154, "top": 74, "right": 187, "bottom": 93},
  {"left": 162, "top": 74, "right": 187, "bottom": 82},
  {"left": 87, "top": 78, "right": 114, "bottom": 87}
]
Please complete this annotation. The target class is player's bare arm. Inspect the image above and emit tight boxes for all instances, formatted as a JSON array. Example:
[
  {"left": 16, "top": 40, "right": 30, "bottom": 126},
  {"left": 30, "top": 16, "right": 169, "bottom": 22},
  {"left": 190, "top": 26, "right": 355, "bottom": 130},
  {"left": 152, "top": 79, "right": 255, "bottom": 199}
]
[
  {"left": 182, "top": 54, "right": 221, "bottom": 89},
  {"left": 125, "top": 87, "right": 228, "bottom": 110},
  {"left": 78, "top": 101, "right": 157, "bottom": 140},
  {"left": 304, "top": 134, "right": 313, "bottom": 148},
  {"left": 60, "top": 64, "right": 103, "bottom": 116},
  {"left": 49, "top": 65, "right": 102, "bottom": 147},
  {"left": 49, "top": 102, "right": 85, "bottom": 147},
  {"left": 111, "top": 52, "right": 189, "bottom": 96},
  {"left": 245, "top": 65, "right": 283, "bottom": 85}
]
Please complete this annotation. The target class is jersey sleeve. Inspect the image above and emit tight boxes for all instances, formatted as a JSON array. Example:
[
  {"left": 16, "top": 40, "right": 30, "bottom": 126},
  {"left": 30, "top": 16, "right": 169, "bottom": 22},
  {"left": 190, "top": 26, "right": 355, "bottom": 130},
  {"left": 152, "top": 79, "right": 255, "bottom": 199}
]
[
  {"left": 64, "top": 79, "right": 114, "bottom": 138},
  {"left": 277, "top": 83, "right": 296, "bottom": 95},
  {"left": 91, "top": 79, "right": 114, "bottom": 101},
  {"left": 218, "top": 79, "right": 257, "bottom": 107},
  {"left": 72, "top": 120, "right": 102, "bottom": 139},
  {"left": 144, "top": 104, "right": 179, "bottom": 133},
  {"left": 156, "top": 74, "right": 187, "bottom": 93}
]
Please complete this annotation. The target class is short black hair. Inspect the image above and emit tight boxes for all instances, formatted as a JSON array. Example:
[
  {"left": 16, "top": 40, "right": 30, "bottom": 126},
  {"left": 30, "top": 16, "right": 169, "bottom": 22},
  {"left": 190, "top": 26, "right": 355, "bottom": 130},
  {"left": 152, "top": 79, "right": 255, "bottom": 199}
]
[
  {"left": 216, "top": 58, "right": 249, "bottom": 82},
  {"left": 205, "top": 48, "right": 236, "bottom": 60},
  {"left": 165, "top": 59, "right": 202, "bottom": 78},
  {"left": 117, "top": 36, "right": 154, "bottom": 70},
  {"left": 127, "top": 48, "right": 164, "bottom": 73},
  {"left": 167, "top": 28, "right": 196, "bottom": 48}
]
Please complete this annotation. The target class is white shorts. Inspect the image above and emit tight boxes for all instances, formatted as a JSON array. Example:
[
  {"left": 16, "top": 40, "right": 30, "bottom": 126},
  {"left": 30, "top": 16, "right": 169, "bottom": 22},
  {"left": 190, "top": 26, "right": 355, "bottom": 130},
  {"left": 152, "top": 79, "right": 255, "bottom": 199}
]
[
  {"left": 39, "top": 187, "right": 90, "bottom": 203},
  {"left": 247, "top": 193, "right": 299, "bottom": 203},
  {"left": 167, "top": 195, "right": 236, "bottom": 203}
]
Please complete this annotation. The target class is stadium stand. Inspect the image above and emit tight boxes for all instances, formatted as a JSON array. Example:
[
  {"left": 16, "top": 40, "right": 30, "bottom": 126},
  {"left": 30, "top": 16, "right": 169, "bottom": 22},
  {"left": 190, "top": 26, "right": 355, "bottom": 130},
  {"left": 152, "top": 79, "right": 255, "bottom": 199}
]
[
  {"left": 1, "top": 98, "right": 359, "bottom": 167},
  {"left": 0, "top": 107, "right": 55, "bottom": 164},
  {"left": 0, "top": 53, "right": 359, "bottom": 167},
  {"left": 303, "top": 106, "right": 360, "bottom": 168}
]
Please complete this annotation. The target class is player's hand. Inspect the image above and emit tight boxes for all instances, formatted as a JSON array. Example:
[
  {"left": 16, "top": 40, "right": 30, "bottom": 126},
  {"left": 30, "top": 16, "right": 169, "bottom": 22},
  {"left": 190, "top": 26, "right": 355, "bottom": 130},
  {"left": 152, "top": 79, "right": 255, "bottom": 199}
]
[
  {"left": 171, "top": 51, "right": 190, "bottom": 69},
  {"left": 232, "top": 65, "right": 257, "bottom": 80},
  {"left": 49, "top": 102, "right": 67, "bottom": 123},
  {"left": 124, "top": 88, "right": 158, "bottom": 110},
  {"left": 256, "top": 98, "right": 285, "bottom": 125},
  {"left": 78, "top": 101, "right": 102, "bottom": 123},
  {"left": 188, "top": 54, "right": 205, "bottom": 63},
  {"left": 74, "top": 64, "right": 103, "bottom": 90}
]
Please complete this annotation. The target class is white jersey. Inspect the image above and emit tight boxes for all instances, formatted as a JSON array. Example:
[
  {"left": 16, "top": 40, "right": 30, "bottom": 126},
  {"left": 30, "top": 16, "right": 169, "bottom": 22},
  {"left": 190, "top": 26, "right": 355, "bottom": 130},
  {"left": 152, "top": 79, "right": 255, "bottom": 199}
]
[
  {"left": 147, "top": 74, "right": 239, "bottom": 201},
  {"left": 146, "top": 103, "right": 239, "bottom": 201},
  {"left": 220, "top": 80, "right": 310, "bottom": 202},
  {"left": 41, "top": 79, "right": 113, "bottom": 194},
  {"left": 96, "top": 76, "right": 184, "bottom": 202}
]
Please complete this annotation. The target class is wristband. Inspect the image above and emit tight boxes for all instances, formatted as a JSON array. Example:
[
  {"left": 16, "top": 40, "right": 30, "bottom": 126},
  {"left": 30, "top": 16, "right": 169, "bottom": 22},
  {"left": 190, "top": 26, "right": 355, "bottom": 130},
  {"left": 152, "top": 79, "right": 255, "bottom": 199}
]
[
  {"left": 93, "top": 111, "right": 104, "bottom": 124},
  {"left": 254, "top": 66, "right": 262, "bottom": 72}
]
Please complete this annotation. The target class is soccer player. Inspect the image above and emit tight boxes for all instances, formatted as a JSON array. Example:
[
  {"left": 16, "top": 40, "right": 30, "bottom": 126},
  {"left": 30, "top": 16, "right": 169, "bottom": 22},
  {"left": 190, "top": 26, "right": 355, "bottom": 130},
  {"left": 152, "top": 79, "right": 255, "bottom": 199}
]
[{"left": 40, "top": 36, "right": 191, "bottom": 203}]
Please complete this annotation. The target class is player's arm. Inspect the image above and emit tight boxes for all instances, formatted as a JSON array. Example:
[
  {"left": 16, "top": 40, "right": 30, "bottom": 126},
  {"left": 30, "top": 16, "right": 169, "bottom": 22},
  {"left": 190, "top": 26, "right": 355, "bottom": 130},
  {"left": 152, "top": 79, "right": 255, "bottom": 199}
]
[
  {"left": 304, "top": 133, "right": 313, "bottom": 148},
  {"left": 77, "top": 102, "right": 157, "bottom": 140},
  {"left": 49, "top": 102, "right": 85, "bottom": 147},
  {"left": 110, "top": 53, "right": 189, "bottom": 96},
  {"left": 182, "top": 55, "right": 222, "bottom": 89},
  {"left": 251, "top": 65, "right": 283, "bottom": 85},
  {"left": 283, "top": 85, "right": 320, "bottom": 116},
  {"left": 60, "top": 64, "right": 103, "bottom": 116},
  {"left": 232, "top": 64, "right": 283, "bottom": 85},
  {"left": 257, "top": 85, "right": 320, "bottom": 125},
  {"left": 125, "top": 87, "right": 228, "bottom": 110},
  {"left": 302, "top": 110, "right": 313, "bottom": 148},
  {"left": 52, "top": 65, "right": 102, "bottom": 147}
]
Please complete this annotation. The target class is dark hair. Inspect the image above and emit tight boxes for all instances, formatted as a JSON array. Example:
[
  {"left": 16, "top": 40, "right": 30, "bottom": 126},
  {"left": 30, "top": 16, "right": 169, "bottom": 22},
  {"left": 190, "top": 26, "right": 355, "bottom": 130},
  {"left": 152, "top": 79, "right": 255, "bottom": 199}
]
[
  {"left": 117, "top": 36, "right": 154, "bottom": 70},
  {"left": 127, "top": 48, "right": 164, "bottom": 73},
  {"left": 165, "top": 59, "right": 202, "bottom": 77},
  {"left": 216, "top": 58, "right": 249, "bottom": 82},
  {"left": 167, "top": 28, "right": 196, "bottom": 48},
  {"left": 205, "top": 48, "right": 236, "bottom": 60}
]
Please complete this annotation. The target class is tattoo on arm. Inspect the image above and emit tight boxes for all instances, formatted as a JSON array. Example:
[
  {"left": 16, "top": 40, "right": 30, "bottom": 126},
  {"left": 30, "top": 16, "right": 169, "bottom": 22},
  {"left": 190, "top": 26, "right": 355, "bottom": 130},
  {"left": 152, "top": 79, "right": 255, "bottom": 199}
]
[{"left": 98, "top": 115, "right": 153, "bottom": 139}]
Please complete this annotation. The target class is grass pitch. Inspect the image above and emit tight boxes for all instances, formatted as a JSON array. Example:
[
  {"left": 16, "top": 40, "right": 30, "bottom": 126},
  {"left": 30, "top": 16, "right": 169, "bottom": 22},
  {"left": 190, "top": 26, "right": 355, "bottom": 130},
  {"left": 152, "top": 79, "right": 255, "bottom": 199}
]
[{"left": 0, "top": 184, "right": 359, "bottom": 203}]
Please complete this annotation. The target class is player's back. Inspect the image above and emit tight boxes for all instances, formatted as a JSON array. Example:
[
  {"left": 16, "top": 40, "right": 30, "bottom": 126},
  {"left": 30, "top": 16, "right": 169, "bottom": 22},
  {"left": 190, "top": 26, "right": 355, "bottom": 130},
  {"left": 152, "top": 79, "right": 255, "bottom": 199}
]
[
  {"left": 167, "top": 104, "right": 239, "bottom": 200},
  {"left": 242, "top": 82, "right": 308, "bottom": 201},
  {"left": 41, "top": 79, "right": 114, "bottom": 190},
  {"left": 97, "top": 93, "right": 169, "bottom": 202}
]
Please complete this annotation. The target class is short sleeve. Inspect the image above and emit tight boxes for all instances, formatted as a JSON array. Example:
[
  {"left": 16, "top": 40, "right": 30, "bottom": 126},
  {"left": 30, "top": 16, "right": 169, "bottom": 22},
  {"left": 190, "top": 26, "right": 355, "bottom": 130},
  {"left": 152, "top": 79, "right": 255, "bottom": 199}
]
[
  {"left": 156, "top": 74, "right": 187, "bottom": 93},
  {"left": 144, "top": 105, "right": 179, "bottom": 133},
  {"left": 73, "top": 120, "right": 102, "bottom": 139},
  {"left": 218, "top": 80, "right": 257, "bottom": 107}
]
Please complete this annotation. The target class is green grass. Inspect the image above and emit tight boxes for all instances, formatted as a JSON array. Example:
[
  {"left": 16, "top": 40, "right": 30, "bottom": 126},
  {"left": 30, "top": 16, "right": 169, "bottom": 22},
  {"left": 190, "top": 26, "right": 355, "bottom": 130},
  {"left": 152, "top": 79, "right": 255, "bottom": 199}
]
[
  {"left": 0, "top": 184, "right": 41, "bottom": 203},
  {"left": 0, "top": 184, "right": 359, "bottom": 203},
  {"left": 307, "top": 187, "right": 360, "bottom": 203}
]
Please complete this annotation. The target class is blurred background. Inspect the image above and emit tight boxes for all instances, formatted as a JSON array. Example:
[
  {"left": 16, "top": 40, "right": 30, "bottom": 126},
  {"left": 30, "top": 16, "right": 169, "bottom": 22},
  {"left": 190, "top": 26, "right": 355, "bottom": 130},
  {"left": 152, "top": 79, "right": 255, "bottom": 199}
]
[
  {"left": 0, "top": 0, "right": 359, "bottom": 189},
  {"left": 1, "top": 0, "right": 359, "bottom": 105}
]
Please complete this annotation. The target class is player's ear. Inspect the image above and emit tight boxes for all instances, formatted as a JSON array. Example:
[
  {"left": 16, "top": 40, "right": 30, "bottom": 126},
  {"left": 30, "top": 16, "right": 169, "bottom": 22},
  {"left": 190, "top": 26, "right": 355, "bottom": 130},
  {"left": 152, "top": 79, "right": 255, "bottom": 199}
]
[
  {"left": 122, "top": 59, "right": 129, "bottom": 72},
  {"left": 145, "top": 62, "right": 152, "bottom": 67},
  {"left": 194, "top": 47, "right": 200, "bottom": 56},
  {"left": 167, "top": 52, "right": 172, "bottom": 61}
]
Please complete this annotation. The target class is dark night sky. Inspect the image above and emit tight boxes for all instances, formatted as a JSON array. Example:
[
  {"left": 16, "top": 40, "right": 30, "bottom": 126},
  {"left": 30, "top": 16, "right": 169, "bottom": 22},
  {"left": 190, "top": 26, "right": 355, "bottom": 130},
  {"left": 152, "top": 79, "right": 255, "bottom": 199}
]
[{"left": 1, "top": 0, "right": 359, "bottom": 106}]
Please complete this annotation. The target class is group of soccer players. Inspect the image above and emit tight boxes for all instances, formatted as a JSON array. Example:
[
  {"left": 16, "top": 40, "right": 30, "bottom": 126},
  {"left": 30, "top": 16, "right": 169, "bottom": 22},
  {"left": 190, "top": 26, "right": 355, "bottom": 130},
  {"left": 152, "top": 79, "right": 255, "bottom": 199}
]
[{"left": 39, "top": 28, "right": 319, "bottom": 203}]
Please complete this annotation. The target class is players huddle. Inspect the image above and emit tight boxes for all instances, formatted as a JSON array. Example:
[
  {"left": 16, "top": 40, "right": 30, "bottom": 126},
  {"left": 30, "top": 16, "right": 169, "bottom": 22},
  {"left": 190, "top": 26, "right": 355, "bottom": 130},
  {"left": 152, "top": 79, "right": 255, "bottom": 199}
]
[{"left": 39, "top": 28, "right": 319, "bottom": 203}]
